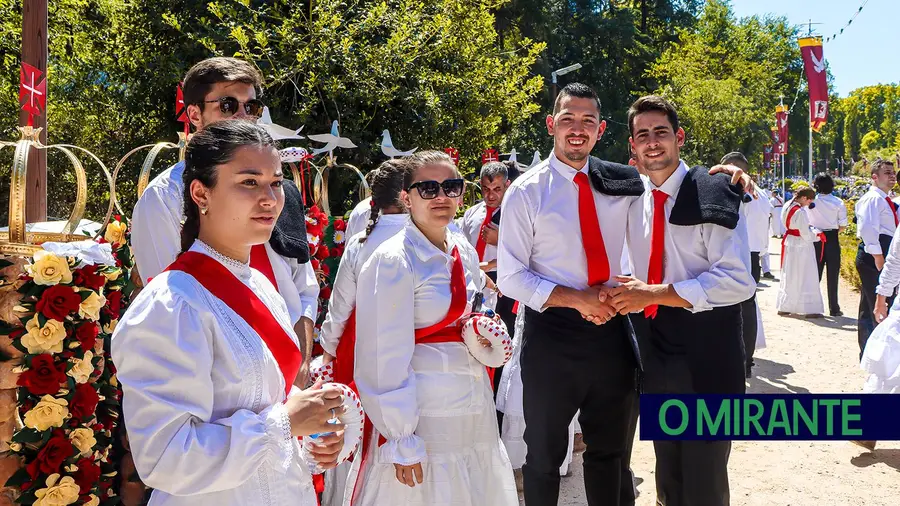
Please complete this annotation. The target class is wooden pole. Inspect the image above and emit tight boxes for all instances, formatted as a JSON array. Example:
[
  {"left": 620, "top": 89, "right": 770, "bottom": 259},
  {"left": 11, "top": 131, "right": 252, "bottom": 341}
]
[{"left": 19, "top": 0, "right": 48, "bottom": 222}]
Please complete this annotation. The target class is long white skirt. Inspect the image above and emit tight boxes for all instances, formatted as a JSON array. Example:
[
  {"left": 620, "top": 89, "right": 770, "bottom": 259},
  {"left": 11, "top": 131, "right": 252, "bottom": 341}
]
[
  {"left": 770, "top": 209, "right": 785, "bottom": 237},
  {"left": 755, "top": 299, "right": 767, "bottom": 350},
  {"left": 496, "top": 309, "right": 574, "bottom": 474},
  {"left": 861, "top": 307, "right": 900, "bottom": 393},
  {"left": 344, "top": 366, "right": 517, "bottom": 505},
  {"left": 776, "top": 236, "right": 824, "bottom": 315}
]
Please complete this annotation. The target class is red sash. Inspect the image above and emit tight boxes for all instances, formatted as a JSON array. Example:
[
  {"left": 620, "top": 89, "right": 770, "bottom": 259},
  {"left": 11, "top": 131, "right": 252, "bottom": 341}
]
[
  {"left": 332, "top": 309, "right": 357, "bottom": 386},
  {"left": 250, "top": 243, "right": 280, "bottom": 291},
  {"left": 166, "top": 251, "right": 302, "bottom": 396}
]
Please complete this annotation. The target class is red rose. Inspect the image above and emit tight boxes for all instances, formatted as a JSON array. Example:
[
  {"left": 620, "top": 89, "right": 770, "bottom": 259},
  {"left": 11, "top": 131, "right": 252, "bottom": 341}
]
[
  {"left": 333, "top": 218, "right": 346, "bottom": 231},
  {"left": 331, "top": 244, "right": 345, "bottom": 258},
  {"left": 105, "top": 290, "right": 123, "bottom": 319},
  {"left": 35, "top": 285, "right": 82, "bottom": 321},
  {"left": 319, "top": 286, "right": 332, "bottom": 300},
  {"left": 72, "top": 457, "right": 101, "bottom": 494},
  {"left": 320, "top": 263, "right": 330, "bottom": 277},
  {"left": 17, "top": 354, "right": 67, "bottom": 396},
  {"left": 73, "top": 265, "right": 106, "bottom": 291},
  {"left": 75, "top": 322, "right": 99, "bottom": 351},
  {"left": 311, "top": 259, "right": 320, "bottom": 271},
  {"left": 315, "top": 245, "right": 330, "bottom": 260},
  {"left": 25, "top": 435, "right": 74, "bottom": 479},
  {"left": 70, "top": 383, "right": 100, "bottom": 421}
]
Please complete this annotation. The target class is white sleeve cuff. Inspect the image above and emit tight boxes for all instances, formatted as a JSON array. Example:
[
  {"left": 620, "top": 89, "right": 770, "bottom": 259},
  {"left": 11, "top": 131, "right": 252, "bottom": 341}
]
[
  {"left": 672, "top": 279, "right": 712, "bottom": 313},
  {"left": 527, "top": 279, "right": 558, "bottom": 313},
  {"left": 379, "top": 434, "right": 426, "bottom": 466},
  {"left": 876, "top": 284, "right": 896, "bottom": 298},
  {"left": 864, "top": 244, "right": 884, "bottom": 256},
  {"left": 263, "top": 402, "right": 295, "bottom": 474},
  {"left": 300, "top": 298, "right": 319, "bottom": 322}
]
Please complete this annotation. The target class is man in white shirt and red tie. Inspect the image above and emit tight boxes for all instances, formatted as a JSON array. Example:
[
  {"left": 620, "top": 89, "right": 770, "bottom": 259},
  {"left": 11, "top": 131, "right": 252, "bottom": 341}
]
[
  {"left": 497, "top": 83, "right": 645, "bottom": 506},
  {"left": 806, "top": 172, "right": 848, "bottom": 316},
  {"left": 855, "top": 158, "right": 898, "bottom": 358},
  {"left": 609, "top": 95, "right": 755, "bottom": 506}
]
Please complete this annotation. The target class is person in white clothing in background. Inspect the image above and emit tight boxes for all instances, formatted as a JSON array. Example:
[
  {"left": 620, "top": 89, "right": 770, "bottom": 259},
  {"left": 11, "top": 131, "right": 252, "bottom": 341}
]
[
  {"left": 344, "top": 171, "right": 379, "bottom": 239},
  {"left": 112, "top": 121, "right": 345, "bottom": 506},
  {"left": 130, "top": 57, "right": 319, "bottom": 385},
  {"left": 776, "top": 187, "right": 825, "bottom": 318},
  {"left": 350, "top": 150, "right": 516, "bottom": 505},
  {"left": 806, "top": 172, "right": 848, "bottom": 317}
]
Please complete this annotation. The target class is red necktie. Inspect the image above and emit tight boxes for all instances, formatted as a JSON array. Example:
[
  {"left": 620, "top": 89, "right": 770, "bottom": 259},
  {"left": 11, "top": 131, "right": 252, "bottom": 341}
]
[
  {"left": 573, "top": 172, "right": 610, "bottom": 286},
  {"left": 475, "top": 206, "right": 496, "bottom": 261},
  {"left": 645, "top": 189, "right": 668, "bottom": 319},
  {"left": 887, "top": 197, "right": 898, "bottom": 227}
]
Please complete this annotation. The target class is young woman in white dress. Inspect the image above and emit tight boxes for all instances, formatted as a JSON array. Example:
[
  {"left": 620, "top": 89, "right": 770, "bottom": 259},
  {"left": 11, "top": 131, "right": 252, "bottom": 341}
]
[
  {"left": 349, "top": 150, "right": 517, "bottom": 505},
  {"left": 317, "top": 160, "right": 410, "bottom": 506},
  {"left": 111, "top": 120, "right": 346, "bottom": 506},
  {"left": 776, "top": 187, "right": 825, "bottom": 317},
  {"left": 855, "top": 223, "right": 900, "bottom": 451}
]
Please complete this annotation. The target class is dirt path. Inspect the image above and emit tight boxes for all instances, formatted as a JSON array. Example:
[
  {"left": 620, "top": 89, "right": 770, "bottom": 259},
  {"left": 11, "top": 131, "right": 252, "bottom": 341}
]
[{"left": 554, "top": 237, "right": 899, "bottom": 506}]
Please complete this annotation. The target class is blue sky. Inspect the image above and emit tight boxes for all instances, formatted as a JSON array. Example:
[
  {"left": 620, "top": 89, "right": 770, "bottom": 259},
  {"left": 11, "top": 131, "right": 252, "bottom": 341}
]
[{"left": 730, "top": 0, "right": 897, "bottom": 97}]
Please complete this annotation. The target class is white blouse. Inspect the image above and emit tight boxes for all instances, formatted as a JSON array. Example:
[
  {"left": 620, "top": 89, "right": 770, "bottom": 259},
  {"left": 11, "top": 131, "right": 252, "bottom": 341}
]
[
  {"left": 111, "top": 241, "right": 316, "bottom": 506},
  {"left": 783, "top": 203, "right": 817, "bottom": 241},
  {"left": 318, "top": 214, "right": 409, "bottom": 355},
  {"left": 354, "top": 221, "right": 486, "bottom": 465}
]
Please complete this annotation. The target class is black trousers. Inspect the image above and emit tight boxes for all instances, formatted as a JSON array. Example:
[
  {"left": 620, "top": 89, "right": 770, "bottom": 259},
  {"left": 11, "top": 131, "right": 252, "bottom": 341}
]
[
  {"left": 521, "top": 307, "right": 638, "bottom": 506},
  {"left": 814, "top": 229, "right": 841, "bottom": 313},
  {"left": 740, "top": 253, "right": 761, "bottom": 374},
  {"left": 632, "top": 305, "right": 745, "bottom": 506},
  {"left": 856, "top": 235, "right": 894, "bottom": 359}
]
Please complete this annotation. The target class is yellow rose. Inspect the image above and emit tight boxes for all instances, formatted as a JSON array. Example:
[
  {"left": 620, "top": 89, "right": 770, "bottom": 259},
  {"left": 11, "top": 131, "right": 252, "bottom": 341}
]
[
  {"left": 104, "top": 220, "right": 127, "bottom": 245},
  {"left": 22, "top": 316, "right": 66, "bottom": 354},
  {"left": 78, "top": 291, "right": 106, "bottom": 322},
  {"left": 83, "top": 495, "right": 100, "bottom": 506},
  {"left": 23, "top": 395, "right": 68, "bottom": 431},
  {"left": 26, "top": 251, "right": 73, "bottom": 286},
  {"left": 103, "top": 319, "right": 118, "bottom": 334},
  {"left": 69, "top": 427, "right": 97, "bottom": 458},
  {"left": 34, "top": 473, "right": 80, "bottom": 506},
  {"left": 67, "top": 351, "right": 94, "bottom": 384},
  {"left": 103, "top": 268, "right": 121, "bottom": 282}
]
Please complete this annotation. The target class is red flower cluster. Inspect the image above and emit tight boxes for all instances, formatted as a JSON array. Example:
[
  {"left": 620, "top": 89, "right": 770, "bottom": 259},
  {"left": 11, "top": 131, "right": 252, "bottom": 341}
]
[
  {"left": 332, "top": 218, "right": 347, "bottom": 232},
  {"left": 18, "top": 354, "right": 67, "bottom": 396},
  {"left": 75, "top": 322, "right": 99, "bottom": 351},
  {"left": 73, "top": 264, "right": 106, "bottom": 291},
  {"left": 25, "top": 433, "right": 74, "bottom": 479},
  {"left": 35, "top": 285, "right": 81, "bottom": 321},
  {"left": 105, "top": 290, "right": 123, "bottom": 319},
  {"left": 71, "top": 384, "right": 100, "bottom": 422}
]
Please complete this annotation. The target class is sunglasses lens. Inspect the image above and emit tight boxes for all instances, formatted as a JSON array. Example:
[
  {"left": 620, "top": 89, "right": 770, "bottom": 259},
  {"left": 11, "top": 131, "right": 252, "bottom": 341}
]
[
  {"left": 218, "top": 97, "right": 238, "bottom": 115},
  {"left": 245, "top": 100, "right": 264, "bottom": 117},
  {"left": 442, "top": 179, "right": 464, "bottom": 198},
  {"left": 418, "top": 181, "right": 440, "bottom": 199}
]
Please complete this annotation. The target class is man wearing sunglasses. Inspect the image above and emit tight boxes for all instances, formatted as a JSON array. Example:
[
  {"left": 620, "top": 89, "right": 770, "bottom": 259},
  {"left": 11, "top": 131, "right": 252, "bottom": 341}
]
[{"left": 131, "top": 57, "right": 320, "bottom": 387}]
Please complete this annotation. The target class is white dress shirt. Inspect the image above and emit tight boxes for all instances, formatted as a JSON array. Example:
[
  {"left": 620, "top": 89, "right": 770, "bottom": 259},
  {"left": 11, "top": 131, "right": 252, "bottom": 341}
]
[
  {"left": 497, "top": 153, "right": 635, "bottom": 312},
  {"left": 344, "top": 197, "right": 372, "bottom": 240},
  {"left": 131, "top": 161, "right": 319, "bottom": 324},
  {"left": 806, "top": 193, "right": 848, "bottom": 231},
  {"left": 742, "top": 187, "right": 774, "bottom": 253},
  {"left": 354, "top": 221, "right": 489, "bottom": 464},
  {"left": 318, "top": 214, "right": 409, "bottom": 355},
  {"left": 111, "top": 241, "right": 316, "bottom": 506},
  {"left": 625, "top": 161, "right": 755, "bottom": 312},
  {"left": 877, "top": 225, "right": 900, "bottom": 301},
  {"left": 856, "top": 186, "right": 898, "bottom": 255},
  {"left": 458, "top": 201, "right": 498, "bottom": 268}
]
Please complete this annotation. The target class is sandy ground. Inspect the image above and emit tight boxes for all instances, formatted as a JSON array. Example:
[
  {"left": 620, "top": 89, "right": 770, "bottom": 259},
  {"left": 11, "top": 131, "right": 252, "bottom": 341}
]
[{"left": 553, "top": 237, "right": 900, "bottom": 506}]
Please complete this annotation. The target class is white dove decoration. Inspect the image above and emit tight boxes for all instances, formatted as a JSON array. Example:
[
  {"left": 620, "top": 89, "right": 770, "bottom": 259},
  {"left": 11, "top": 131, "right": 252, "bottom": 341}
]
[
  {"left": 503, "top": 148, "right": 519, "bottom": 164},
  {"left": 380, "top": 129, "right": 417, "bottom": 158},
  {"left": 258, "top": 107, "right": 304, "bottom": 140},
  {"left": 811, "top": 51, "right": 826, "bottom": 73},
  {"left": 529, "top": 150, "right": 542, "bottom": 169},
  {"left": 308, "top": 120, "right": 357, "bottom": 157}
]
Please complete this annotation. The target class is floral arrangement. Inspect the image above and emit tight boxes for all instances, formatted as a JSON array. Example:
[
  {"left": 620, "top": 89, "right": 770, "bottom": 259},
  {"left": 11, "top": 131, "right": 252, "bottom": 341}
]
[
  {"left": 304, "top": 205, "right": 347, "bottom": 354},
  {"left": 2, "top": 217, "right": 135, "bottom": 505}
]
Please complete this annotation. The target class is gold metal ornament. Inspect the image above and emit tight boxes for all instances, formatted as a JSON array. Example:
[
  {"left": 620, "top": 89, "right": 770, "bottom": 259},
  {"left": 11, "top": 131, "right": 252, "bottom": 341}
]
[
  {"left": 112, "top": 131, "right": 188, "bottom": 201},
  {"left": 0, "top": 126, "right": 119, "bottom": 255},
  {"left": 311, "top": 154, "right": 370, "bottom": 217}
]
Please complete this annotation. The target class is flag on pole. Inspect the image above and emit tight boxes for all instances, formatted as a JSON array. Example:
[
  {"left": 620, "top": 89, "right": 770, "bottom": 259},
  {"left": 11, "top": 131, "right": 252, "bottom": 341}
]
[
  {"left": 799, "top": 37, "right": 829, "bottom": 132},
  {"left": 19, "top": 62, "right": 46, "bottom": 127},
  {"left": 774, "top": 106, "right": 789, "bottom": 156},
  {"left": 764, "top": 144, "right": 773, "bottom": 170}
]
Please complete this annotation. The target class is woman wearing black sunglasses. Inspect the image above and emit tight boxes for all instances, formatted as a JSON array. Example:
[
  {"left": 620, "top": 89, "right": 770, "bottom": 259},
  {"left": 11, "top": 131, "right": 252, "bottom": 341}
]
[{"left": 349, "top": 151, "right": 517, "bottom": 505}]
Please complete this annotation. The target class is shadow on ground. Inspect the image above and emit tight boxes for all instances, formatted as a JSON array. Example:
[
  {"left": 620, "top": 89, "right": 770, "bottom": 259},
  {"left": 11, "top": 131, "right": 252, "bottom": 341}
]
[
  {"left": 747, "top": 357, "right": 810, "bottom": 394},
  {"left": 851, "top": 449, "right": 900, "bottom": 473}
]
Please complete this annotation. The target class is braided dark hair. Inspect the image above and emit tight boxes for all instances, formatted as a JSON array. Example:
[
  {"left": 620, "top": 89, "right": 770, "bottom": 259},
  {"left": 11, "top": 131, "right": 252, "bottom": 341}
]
[
  {"left": 180, "top": 119, "right": 277, "bottom": 253},
  {"left": 360, "top": 159, "right": 412, "bottom": 243}
]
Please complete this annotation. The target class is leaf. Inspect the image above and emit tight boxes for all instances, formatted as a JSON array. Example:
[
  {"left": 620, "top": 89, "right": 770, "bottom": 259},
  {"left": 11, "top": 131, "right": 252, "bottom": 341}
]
[
  {"left": 4, "top": 467, "right": 31, "bottom": 488},
  {"left": 11, "top": 428, "right": 43, "bottom": 444}
]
